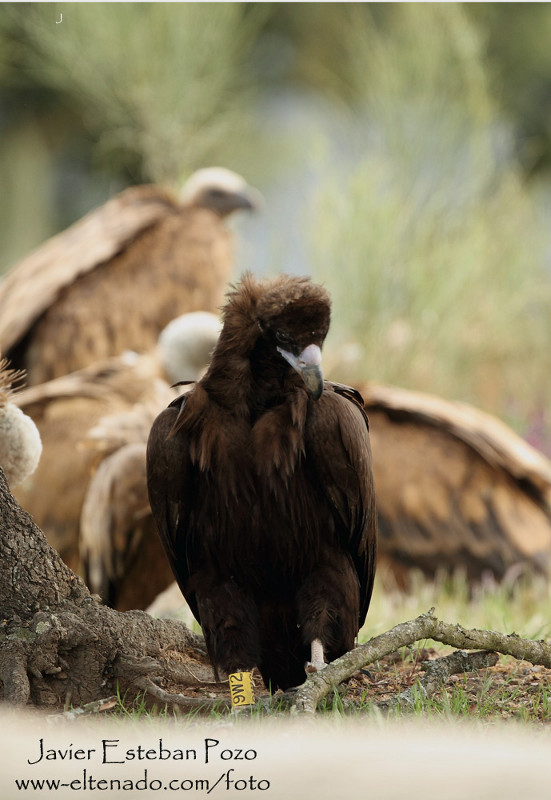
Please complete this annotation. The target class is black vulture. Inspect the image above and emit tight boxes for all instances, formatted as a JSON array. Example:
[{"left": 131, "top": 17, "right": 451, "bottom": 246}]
[{"left": 146, "top": 273, "right": 377, "bottom": 691}]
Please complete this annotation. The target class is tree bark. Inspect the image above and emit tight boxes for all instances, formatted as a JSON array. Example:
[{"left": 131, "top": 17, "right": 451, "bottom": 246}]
[{"left": 0, "top": 467, "right": 211, "bottom": 709}]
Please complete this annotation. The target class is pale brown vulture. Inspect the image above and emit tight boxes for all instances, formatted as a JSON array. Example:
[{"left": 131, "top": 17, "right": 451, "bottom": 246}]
[
  {"left": 0, "top": 167, "right": 258, "bottom": 385},
  {"left": 13, "top": 312, "right": 220, "bottom": 587},
  {"left": 146, "top": 274, "right": 378, "bottom": 690},
  {"left": 80, "top": 407, "right": 175, "bottom": 611},
  {"left": 0, "top": 358, "right": 42, "bottom": 488},
  {"left": 358, "top": 381, "right": 551, "bottom": 585},
  {"left": 79, "top": 312, "right": 221, "bottom": 610}
]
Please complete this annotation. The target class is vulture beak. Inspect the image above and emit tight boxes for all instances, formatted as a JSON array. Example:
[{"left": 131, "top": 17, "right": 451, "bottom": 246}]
[
  {"left": 235, "top": 186, "right": 263, "bottom": 212},
  {"left": 277, "top": 343, "right": 324, "bottom": 400}
]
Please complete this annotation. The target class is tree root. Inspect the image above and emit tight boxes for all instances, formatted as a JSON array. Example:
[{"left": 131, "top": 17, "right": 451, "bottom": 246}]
[
  {"left": 133, "top": 677, "right": 231, "bottom": 714},
  {"left": 0, "top": 641, "right": 30, "bottom": 705},
  {"left": 0, "top": 604, "right": 210, "bottom": 709}
]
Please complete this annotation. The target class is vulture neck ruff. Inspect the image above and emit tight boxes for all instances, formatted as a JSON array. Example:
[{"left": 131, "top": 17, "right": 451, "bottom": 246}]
[{"left": 198, "top": 274, "right": 331, "bottom": 418}]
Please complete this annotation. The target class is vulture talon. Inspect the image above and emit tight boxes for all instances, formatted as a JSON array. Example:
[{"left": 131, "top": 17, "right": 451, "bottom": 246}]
[{"left": 305, "top": 661, "right": 326, "bottom": 675}]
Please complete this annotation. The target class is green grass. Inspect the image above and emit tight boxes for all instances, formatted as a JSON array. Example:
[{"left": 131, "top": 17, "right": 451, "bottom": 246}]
[
  {"left": 362, "top": 569, "right": 551, "bottom": 647},
  {"left": 110, "top": 570, "right": 551, "bottom": 724},
  {"left": 348, "top": 570, "right": 551, "bottom": 723},
  {"left": 377, "top": 661, "right": 551, "bottom": 723}
]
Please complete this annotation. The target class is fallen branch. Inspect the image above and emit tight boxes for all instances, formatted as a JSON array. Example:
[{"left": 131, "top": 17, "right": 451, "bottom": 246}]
[
  {"left": 290, "top": 609, "right": 551, "bottom": 714},
  {"left": 374, "top": 649, "right": 499, "bottom": 713},
  {"left": 49, "top": 696, "right": 119, "bottom": 721}
]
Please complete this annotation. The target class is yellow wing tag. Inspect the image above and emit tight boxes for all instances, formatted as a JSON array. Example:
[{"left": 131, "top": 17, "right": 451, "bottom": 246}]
[{"left": 229, "top": 671, "right": 255, "bottom": 708}]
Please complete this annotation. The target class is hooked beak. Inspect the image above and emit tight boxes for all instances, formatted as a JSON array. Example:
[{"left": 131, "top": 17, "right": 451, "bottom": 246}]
[
  {"left": 277, "top": 343, "right": 324, "bottom": 400},
  {"left": 235, "top": 186, "right": 263, "bottom": 213}
]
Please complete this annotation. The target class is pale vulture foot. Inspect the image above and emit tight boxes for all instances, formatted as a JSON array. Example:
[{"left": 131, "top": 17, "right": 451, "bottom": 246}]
[{"left": 305, "top": 637, "right": 326, "bottom": 674}]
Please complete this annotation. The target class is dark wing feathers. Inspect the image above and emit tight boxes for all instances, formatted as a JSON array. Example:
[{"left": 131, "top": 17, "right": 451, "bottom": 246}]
[
  {"left": 326, "top": 381, "right": 369, "bottom": 419},
  {"left": 146, "top": 394, "right": 199, "bottom": 619},
  {"left": 306, "top": 382, "right": 377, "bottom": 625},
  {"left": 148, "top": 382, "right": 377, "bottom": 631}
]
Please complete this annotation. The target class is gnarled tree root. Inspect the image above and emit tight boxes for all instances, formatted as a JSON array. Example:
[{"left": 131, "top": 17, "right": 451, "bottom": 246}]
[{"left": 0, "top": 602, "right": 211, "bottom": 709}]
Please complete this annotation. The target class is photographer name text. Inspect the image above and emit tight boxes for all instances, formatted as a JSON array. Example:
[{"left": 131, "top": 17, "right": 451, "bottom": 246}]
[{"left": 28, "top": 738, "right": 258, "bottom": 766}]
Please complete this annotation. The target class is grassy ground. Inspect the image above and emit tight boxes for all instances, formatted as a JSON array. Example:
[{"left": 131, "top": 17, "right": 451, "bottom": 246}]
[
  {"left": 365, "top": 567, "right": 551, "bottom": 643},
  {"left": 346, "top": 569, "right": 551, "bottom": 723},
  {"left": 106, "top": 570, "right": 551, "bottom": 725}
]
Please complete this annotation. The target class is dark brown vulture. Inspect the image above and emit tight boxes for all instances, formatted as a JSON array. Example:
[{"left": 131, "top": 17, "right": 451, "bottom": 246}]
[
  {"left": 0, "top": 167, "right": 258, "bottom": 385},
  {"left": 0, "top": 358, "right": 42, "bottom": 488},
  {"left": 146, "top": 274, "right": 378, "bottom": 691},
  {"left": 13, "top": 312, "right": 220, "bottom": 580},
  {"left": 358, "top": 381, "right": 551, "bottom": 585}
]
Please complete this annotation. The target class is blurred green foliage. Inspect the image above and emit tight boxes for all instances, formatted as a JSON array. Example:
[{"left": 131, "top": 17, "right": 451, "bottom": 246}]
[
  {"left": 309, "top": 4, "right": 550, "bottom": 430},
  {"left": 467, "top": 3, "right": 551, "bottom": 177},
  {"left": 1, "top": 2, "right": 551, "bottom": 440},
  {"left": 0, "top": 2, "right": 274, "bottom": 273},
  {"left": 7, "top": 3, "right": 264, "bottom": 184}
]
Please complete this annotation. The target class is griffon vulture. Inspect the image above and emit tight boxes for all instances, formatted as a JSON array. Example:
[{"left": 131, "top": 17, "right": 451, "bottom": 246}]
[
  {"left": 0, "top": 168, "right": 258, "bottom": 385},
  {"left": 79, "top": 312, "right": 221, "bottom": 611},
  {"left": 359, "top": 381, "right": 551, "bottom": 585},
  {"left": 13, "top": 312, "right": 220, "bottom": 581},
  {"left": 0, "top": 359, "right": 42, "bottom": 488},
  {"left": 80, "top": 426, "right": 169, "bottom": 612},
  {"left": 146, "top": 274, "right": 378, "bottom": 691}
]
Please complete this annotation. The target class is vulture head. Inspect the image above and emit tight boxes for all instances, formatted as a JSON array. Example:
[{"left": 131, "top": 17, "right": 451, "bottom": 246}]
[
  {"left": 179, "top": 167, "right": 262, "bottom": 217},
  {"left": 157, "top": 311, "right": 221, "bottom": 385},
  {"left": 0, "top": 359, "right": 42, "bottom": 488},
  {"left": 254, "top": 276, "right": 331, "bottom": 400},
  {"left": 206, "top": 273, "right": 332, "bottom": 406}
]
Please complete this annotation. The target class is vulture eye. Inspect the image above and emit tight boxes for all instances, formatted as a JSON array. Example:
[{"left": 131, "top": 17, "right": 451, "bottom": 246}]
[{"left": 275, "top": 330, "right": 291, "bottom": 346}]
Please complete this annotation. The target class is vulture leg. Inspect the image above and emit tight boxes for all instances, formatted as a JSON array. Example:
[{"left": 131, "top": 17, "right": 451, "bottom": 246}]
[
  {"left": 195, "top": 580, "right": 261, "bottom": 680},
  {"left": 305, "top": 638, "right": 326, "bottom": 674},
  {"left": 297, "top": 553, "right": 360, "bottom": 675}
]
